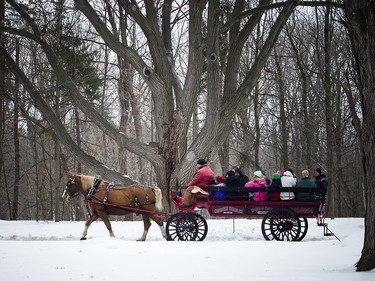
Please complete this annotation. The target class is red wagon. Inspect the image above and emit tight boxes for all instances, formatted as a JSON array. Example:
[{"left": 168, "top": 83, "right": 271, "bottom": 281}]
[{"left": 166, "top": 186, "right": 334, "bottom": 241}]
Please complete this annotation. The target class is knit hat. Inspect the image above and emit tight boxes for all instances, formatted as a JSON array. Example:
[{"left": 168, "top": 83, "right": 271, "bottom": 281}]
[
  {"left": 315, "top": 168, "right": 322, "bottom": 175},
  {"left": 197, "top": 159, "right": 207, "bottom": 165},
  {"left": 226, "top": 170, "right": 235, "bottom": 177},
  {"left": 277, "top": 169, "right": 284, "bottom": 176},
  {"left": 284, "top": 171, "right": 293, "bottom": 177},
  {"left": 272, "top": 173, "right": 281, "bottom": 179},
  {"left": 234, "top": 167, "right": 242, "bottom": 174},
  {"left": 253, "top": 170, "right": 262, "bottom": 178}
]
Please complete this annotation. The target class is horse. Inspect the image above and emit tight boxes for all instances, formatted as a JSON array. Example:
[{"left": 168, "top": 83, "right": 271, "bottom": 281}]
[{"left": 62, "top": 173, "right": 167, "bottom": 241}]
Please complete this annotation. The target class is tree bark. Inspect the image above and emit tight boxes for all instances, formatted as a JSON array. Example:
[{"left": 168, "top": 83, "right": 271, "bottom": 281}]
[
  {"left": 0, "top": 0, "right": 6, "bottom": 219},
  {"left": 11, "top": 40, "right": 20, "bottom": 220},
  {"left": 344, "top": 0, "right": 375, "bottom": 272}
]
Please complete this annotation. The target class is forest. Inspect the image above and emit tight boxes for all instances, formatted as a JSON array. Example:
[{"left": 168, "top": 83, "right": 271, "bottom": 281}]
[
  {"left": 0, "top": 1, "right": 358, "bottom": 220},
  {"left": 0, "top": 0, "right": 375, "bottom": 271}
]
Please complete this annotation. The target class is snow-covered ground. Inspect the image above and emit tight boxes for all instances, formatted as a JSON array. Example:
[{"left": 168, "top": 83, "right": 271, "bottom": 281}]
[{"left": 0, "top": 217, "right": 374, "bottom": 280}]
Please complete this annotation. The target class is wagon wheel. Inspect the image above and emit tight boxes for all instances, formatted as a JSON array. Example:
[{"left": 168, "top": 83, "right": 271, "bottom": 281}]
[
  {"left": 166, "top": 212, "right": 208, "bottom": 241},
  {"left": 297, "top": 217, "right": 308, "bottom": 241},
  {"left": 261, "top": 207, "right": 301, "bottom": 241}
]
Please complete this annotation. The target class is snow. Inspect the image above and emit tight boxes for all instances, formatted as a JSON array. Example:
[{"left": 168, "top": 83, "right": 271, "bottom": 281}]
[{"left": 0, "top": 217, "right": 374, "bottom": 281}]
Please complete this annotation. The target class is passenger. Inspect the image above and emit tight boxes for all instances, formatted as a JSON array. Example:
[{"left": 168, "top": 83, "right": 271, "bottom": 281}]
[
  {"left": 262, "top": 171, "right": 271, "bottom": 186},
  {"left": 245, "top": 170, "right": 267, "bottom": 201},
  {"left": 179, "top": 159, "right": 215, "bottom": 208},
  {"left": 209, "top": 173, "right": 228, "bottom": 200},
  {"left": 286, "top": 168, "right": 296, "bottom": 177},
  {"left": 224, "top": 170, "right": 241, "bottom": 186},
  {"left": 225, "top": 168, "right": 249, "bottom": 200},
  {"left": 215, "top": 175, "right": 225, "bottom": 185},
  {"left": 280, "top": 170, "right": 296, "bottom": 200},
  {"left": 233, "top": 167, "right": 249, "bottom": 186},
  {"left": 268, "top": 172, "right": 282, "bottom": 201},
  {"left": 314, "top": 168, "right": 328, "bottom": 202},
  {"left": 295, "top": 170, "right": 316, "bottom": 201}
]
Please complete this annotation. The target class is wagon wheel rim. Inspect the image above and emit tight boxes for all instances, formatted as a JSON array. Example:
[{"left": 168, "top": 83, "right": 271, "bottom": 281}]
[
  {"left": 192, "top": 213, "right": 208, "bottom": 241},
  {"left": 261, "top": 208, "right": 301, "bottom": 241},
  {"left": 297, "top": 217, "right": 308, "bottom": 241},
  {"left": 166, "top": 212, "right": 207, "bottom": 241}
]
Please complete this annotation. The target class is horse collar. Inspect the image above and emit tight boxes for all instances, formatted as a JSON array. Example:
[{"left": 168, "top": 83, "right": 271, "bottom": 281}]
[{"left": 86, "top": 175, "right": 103, "bottom": 199}]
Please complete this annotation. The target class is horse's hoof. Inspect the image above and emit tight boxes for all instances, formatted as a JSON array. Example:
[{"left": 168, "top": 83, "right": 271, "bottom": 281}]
[{"left": 80, "top": 237, "right": 87, "bottom": 240}]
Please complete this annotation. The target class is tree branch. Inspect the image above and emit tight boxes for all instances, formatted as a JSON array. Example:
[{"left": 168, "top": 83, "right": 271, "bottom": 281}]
[{"left": 0, "top": 46, "right": 135, "bottom": 184}]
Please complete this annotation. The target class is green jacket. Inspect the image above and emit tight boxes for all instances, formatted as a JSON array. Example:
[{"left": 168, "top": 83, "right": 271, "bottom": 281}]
[{"left": 295, "top": 177, "right": 316, "bottom": 201}]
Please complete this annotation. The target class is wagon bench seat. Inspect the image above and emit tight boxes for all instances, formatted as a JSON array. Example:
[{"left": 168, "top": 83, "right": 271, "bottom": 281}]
[{"left": 206, "top": 186, "right": 321, "bottom": 193}]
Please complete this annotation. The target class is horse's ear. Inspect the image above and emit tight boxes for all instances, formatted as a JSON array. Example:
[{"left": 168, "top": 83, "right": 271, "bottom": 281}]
[{"left": 67, "top": 172, "right": 74, "bottom": 179}]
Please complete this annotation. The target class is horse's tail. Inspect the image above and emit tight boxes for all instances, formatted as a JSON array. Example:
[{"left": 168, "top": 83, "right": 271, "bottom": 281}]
[{"left": 152, "top": 186, "right": 163, "bottom": 211}]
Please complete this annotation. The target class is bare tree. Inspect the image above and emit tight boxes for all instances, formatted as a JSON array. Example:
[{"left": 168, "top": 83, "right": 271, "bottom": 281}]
[
  {"left": 0, "top": 0, "right": 6, "bottom": 219},
  {"left": 1, "top": 0, "right": 298, "bottom": 191},
  {"left": 344, "top": 0, "right": 375, "bottom": 272}
]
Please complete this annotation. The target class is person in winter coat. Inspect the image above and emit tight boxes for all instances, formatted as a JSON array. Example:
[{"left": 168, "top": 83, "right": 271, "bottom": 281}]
[
  {"left": 268, "top": 172, "right": 282, "bottom": 201},
  {"left": 224, "top": 168, "right": 249, "bottom": 200},
  {"left": 280, "top": 170, "right": 297, "bottom": 200},
  {"left": 224, "top": 170, "right": 241, "bottom": 186},
  {"left": 295, "top": 170, "right": 316, "bottom": 201},
  {"left": 179, "top": 159, "right": 215, "bottom": 208},
  {"left": 233, "top": 167, "right": 250, "bottom": 186},
  {"left": 245, "top": 170, "right": 268, "bottom": 201},
  {"left": 314, "top": 168, "right": 328, "bottom": 202}
]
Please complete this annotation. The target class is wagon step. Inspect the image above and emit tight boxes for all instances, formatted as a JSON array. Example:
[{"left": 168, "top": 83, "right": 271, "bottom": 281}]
[{"left": 319, "top": 222, "right": 341, "bottom": 242}]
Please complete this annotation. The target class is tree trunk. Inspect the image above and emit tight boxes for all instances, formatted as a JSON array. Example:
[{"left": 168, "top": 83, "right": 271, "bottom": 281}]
[
  {"left": 11, "top": 40, "right": 20, "bottom": 220},
  {"left": 0, "top": 0, "right": 5, "bottom": 219},
  {"left": 344, "top": 0, "right": 375, "bottom": 272},
  {"left": 322, "top": 6, "right": 335, "bottom": 218},
  {"left": 274, "top": 50, "right": 288, "bottom": 169}
]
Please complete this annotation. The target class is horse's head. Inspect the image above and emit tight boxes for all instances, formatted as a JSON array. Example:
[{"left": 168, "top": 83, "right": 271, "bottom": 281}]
[{"left": 62, "top": 173, "right": 80, "bottom": 201}]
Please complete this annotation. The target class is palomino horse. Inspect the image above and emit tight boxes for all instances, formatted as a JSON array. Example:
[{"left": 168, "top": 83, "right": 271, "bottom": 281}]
[{"left": 62, "top": 173, "right": 167, "bottom": 241}]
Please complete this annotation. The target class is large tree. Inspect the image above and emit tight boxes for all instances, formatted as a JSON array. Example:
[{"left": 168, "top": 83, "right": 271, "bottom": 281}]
[
  {"left": 1, "top": 0, "right": 298, "bottom": 189},
  {"left": 344, "top": 0, "right": 375, "bottom": 272}
]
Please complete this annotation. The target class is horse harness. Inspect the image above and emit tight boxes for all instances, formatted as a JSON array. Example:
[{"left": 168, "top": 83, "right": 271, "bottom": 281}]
[{"left": 85, "top": 175, "right": 156, "bottom": 216}]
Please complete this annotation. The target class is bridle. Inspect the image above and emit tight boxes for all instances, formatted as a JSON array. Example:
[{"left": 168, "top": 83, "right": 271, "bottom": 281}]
[{"left": 64, "top": 177, "right": 80, "bottom": 199}]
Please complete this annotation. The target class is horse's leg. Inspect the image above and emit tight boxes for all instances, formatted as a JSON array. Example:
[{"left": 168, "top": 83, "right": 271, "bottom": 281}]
[
  {"left": 98, "top": 212, "right": 115, "bottom": 238},
  {"left": 81, "top": 214, "right": 98, "bottom": 240},
  {"left": 151, "top": 215, "right": 167, "bottom": 240},
  {"left": 137, "top": 214, "right": 152, "bottom": 241}
]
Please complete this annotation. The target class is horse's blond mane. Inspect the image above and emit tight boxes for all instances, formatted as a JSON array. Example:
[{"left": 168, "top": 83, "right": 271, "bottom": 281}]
[{"left": 79, "top": 175, "right": 96, "bottom": 192}]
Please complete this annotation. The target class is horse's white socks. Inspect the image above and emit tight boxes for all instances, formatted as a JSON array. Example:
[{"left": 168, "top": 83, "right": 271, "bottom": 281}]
[{"left": 137, "top": 230, "right": 148, "bottom": 241}]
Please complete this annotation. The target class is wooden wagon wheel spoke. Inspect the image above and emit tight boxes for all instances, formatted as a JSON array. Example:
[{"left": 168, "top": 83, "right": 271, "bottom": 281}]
[
  {"left": 166, "top": 212, "right": 208, "bottom": 241},
  {"left": 297, "top": 217, "right": 308, "bottom": 241},
  {"left": 192, "top": 213, "right": 208, "bottom": 241},
  {"left": 261, "top": 208, "right": 301, "bottom": 241}
]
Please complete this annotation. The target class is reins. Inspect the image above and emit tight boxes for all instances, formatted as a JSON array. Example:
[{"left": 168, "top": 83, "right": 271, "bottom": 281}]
[{"left": 84, "top": 198, "right": 169, "bottom": 218}]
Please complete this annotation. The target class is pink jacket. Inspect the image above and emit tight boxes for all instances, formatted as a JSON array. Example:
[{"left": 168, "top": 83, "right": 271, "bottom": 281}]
[
  {"left": 245, "top": 178, "right": 267, "bottom": 188},
  {"left": 245, "top": 178, "right": 267, "bottom": 201}
]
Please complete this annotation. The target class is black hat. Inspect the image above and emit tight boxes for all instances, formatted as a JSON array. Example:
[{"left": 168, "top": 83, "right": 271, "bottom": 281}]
[
  {"left": 315, "top": 168, "right": 322, "bottom": 175},
  {"left": 234, "top": 167, "right": 242, "bottom": 174},
  {"left": 226, "top": 170, "right": 235, "bottom": 177},
  {"left": 197, "top": 159, "right": 207, "bottom": 165}
]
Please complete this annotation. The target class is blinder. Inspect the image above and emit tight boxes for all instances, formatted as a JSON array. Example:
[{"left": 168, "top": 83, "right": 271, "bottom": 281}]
[
  {"left": 65, "top": 178, "right": 75, "bottom": 190},
  {"left": 64, "top": 177, "right": 79, "bottom": 199}
]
